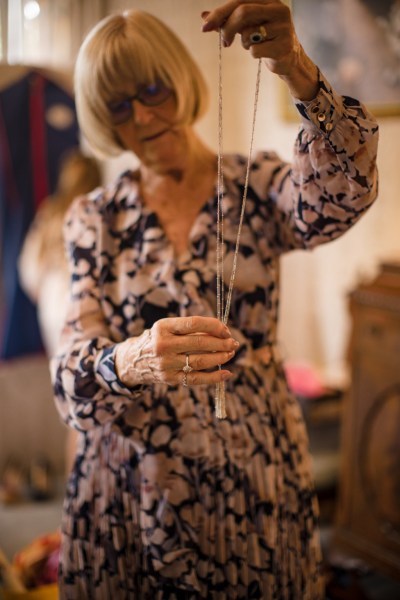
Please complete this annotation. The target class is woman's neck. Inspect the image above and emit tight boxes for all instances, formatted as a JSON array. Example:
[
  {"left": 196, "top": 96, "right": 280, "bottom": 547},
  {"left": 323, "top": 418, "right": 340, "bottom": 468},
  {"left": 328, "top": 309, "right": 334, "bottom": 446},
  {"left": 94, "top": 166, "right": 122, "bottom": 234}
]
[
  {"left": 137, "top": 134, "right": 217, "bottom": 256},
  {"left": 139, "top": 134, "right": 216, "bottom": 206}
]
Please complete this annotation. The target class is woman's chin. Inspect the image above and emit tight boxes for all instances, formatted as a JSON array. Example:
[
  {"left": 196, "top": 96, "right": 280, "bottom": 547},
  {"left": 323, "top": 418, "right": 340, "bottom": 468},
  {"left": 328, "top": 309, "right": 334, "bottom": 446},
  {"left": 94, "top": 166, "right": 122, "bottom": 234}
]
[{"left": 144, "top": 146, "right": 187, "bottom": 176}]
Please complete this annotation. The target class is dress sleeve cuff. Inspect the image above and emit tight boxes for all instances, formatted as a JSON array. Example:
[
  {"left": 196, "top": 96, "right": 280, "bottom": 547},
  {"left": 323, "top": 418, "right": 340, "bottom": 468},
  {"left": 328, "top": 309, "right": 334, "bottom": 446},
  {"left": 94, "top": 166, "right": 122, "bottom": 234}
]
[
  {"left": 293, "top": 70, "right": 345, "bottom": 137},
  {"left": 94, "top": 345, "right": 144, "bottom": 397}
]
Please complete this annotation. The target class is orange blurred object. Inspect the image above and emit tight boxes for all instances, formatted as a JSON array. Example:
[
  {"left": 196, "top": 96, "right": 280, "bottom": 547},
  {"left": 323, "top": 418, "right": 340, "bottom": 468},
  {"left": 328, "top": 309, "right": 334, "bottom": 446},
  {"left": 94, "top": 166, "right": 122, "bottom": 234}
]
[{"left": 12, "top": 531, "right": 60, "bottom": 590}]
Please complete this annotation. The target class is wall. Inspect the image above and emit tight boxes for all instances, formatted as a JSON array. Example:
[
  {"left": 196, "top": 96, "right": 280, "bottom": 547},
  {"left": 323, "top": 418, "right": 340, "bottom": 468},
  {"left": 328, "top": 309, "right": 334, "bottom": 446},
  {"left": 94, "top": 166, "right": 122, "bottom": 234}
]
[{"left": 0, "top": 355, "right": 66, "bottom": 473}]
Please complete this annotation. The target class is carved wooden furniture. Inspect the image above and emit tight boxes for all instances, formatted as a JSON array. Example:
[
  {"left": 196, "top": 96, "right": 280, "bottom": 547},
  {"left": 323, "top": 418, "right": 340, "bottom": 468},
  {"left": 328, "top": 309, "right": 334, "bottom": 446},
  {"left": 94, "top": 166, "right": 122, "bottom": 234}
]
[{"left": 335, "top": 262, "right": 400, "bottom": 580}]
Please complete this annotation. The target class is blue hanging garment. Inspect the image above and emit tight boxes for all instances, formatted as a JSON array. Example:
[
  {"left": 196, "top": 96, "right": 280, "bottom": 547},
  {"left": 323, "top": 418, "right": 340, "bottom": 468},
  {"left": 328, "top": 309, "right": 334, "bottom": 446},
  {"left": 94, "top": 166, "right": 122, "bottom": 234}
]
[{"left": 0, "top": 70, "right": 80, "bottom": 359}]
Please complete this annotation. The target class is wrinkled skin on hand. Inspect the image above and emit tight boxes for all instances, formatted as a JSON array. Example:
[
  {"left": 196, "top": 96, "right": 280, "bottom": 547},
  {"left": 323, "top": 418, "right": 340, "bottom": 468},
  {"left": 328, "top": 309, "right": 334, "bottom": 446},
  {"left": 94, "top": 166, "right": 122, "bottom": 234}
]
[{"left": 115, "top": 316, "right": 239, "bottom": 387}]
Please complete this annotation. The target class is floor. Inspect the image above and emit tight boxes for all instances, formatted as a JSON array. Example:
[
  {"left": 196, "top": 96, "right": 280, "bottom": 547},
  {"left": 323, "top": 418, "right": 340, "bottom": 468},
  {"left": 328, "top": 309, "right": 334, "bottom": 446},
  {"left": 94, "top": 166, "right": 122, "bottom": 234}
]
[
  {"left": 320, "top": 521, "right": 400, "bottom": 600},
  {"left": 323, "top": 550, "right": 400, "bottom": 599},
  {"left": 325, "top": 568, "right": 400, "bottom": 600}
]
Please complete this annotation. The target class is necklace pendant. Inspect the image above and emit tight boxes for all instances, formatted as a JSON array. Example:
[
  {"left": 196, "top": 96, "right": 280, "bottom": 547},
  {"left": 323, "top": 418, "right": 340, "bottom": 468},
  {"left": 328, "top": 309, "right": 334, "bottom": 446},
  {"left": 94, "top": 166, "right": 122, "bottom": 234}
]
[{"left": 215, "top": 381, "right": 227, "bottom": 419}]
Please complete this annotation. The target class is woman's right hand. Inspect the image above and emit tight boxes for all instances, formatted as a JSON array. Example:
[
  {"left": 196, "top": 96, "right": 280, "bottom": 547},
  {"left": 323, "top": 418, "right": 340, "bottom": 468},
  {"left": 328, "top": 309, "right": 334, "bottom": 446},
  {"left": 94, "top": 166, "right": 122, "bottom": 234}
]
[
  {"left": 202, "top": 0, "right": 319, "bottom": 102},
  {"left": 115, "top": 316, "right": 239, "bottom": 387}
]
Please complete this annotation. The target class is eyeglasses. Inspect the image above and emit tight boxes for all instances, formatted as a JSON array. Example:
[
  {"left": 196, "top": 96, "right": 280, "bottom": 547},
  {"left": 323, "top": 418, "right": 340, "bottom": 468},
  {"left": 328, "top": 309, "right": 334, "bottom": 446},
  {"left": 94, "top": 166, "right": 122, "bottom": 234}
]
[{"left": 107, "top": 80, "right": 173, "bottom": 125}]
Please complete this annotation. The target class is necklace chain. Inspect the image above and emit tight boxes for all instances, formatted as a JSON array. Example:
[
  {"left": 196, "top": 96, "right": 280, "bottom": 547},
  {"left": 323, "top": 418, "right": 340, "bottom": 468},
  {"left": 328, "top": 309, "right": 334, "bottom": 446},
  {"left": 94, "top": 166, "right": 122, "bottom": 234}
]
[{"left": 215, "top": 31, "right": 262, "bottom": 419}]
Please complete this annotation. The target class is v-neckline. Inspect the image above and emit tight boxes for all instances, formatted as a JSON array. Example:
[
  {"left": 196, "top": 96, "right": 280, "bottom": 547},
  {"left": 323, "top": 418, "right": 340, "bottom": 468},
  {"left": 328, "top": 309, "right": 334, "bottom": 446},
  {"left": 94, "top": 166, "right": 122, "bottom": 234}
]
[
  {"left": 130, "top": 154, "right": 241, "bottom": 263},
  {"left": 138, "top": 186, "right": 218, "bottom": 263}
]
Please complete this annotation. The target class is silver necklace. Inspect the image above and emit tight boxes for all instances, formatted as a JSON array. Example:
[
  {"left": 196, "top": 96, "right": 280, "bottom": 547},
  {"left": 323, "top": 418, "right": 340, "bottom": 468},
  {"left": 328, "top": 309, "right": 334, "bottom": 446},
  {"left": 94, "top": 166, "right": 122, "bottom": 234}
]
[{"left": 215, "top": 31, "right": 262, "bottom": 419}]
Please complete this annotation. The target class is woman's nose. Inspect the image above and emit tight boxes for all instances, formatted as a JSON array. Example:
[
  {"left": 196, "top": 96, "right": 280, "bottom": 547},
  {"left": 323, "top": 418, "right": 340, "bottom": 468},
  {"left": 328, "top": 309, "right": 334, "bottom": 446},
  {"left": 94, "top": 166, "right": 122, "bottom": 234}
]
[{"left": 132, "top": 100, "right": 155, "bottom": 125}]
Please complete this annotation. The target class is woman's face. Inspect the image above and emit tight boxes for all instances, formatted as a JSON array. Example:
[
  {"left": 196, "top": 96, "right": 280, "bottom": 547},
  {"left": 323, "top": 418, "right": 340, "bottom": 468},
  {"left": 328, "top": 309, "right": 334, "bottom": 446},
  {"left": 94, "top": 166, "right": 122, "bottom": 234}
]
[{"left": 109, "top": 82, "right": 191, "bottom": 175}]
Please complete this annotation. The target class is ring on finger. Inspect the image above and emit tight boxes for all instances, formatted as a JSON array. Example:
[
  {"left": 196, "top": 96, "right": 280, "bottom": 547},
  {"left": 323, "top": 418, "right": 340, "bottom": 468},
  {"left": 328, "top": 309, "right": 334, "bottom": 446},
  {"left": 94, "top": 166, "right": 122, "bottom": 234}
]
[
  {"left": 182, "top": 371, "right": 189, "bottom": 387},
  {"left": 249, "top": 25, "right": 268, "bottom": 45},
  {"left": 182, "top": 353, "right": 194, "bottom": 374}
]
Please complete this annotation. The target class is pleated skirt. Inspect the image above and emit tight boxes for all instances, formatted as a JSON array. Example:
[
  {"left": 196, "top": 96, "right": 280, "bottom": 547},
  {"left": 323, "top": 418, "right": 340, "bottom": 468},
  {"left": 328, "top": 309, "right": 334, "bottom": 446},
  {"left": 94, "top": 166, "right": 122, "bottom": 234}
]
[{"left": 59, "top": 363, "right": 324, "bottom": 599}]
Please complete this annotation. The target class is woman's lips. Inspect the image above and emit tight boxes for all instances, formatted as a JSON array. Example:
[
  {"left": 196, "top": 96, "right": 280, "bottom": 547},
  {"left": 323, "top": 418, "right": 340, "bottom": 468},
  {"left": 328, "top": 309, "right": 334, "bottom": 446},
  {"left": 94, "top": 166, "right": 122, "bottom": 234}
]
[{"left": 141, "top": 129, "right": 169, "bottom": 142}]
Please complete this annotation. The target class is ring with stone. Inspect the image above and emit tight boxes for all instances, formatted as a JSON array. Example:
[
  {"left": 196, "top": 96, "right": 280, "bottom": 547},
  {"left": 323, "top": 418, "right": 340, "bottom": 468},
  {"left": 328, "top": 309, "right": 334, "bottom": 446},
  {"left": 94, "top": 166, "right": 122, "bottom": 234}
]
[
  {"left": 249, "top": 25, "right": 268, "bottom": 45},
  {"left": 182, "top": 353, "right": 193, "bottom": 374}
]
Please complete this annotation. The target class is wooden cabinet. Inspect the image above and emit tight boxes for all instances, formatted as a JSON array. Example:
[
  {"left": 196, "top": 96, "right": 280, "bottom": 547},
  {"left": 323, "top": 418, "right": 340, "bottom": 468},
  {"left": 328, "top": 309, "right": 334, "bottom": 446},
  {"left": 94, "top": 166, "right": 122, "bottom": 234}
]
[{"left": 335, "top": 262, "right": 400, "bottom": 580}]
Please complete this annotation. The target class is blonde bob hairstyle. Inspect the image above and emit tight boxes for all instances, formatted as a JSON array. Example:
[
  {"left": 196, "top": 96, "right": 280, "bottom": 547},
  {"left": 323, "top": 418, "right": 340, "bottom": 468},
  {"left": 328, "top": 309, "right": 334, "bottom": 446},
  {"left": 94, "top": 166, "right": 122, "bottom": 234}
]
[{"left": 74, "top": 10, "right": 209, "bottom": 159}]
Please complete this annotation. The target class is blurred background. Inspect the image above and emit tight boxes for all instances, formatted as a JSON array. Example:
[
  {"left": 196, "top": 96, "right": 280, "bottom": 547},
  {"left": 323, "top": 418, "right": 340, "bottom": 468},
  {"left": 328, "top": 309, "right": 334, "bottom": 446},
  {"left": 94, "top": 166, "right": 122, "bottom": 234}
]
[{"left": 0, "top": 1, "right": 399, "bottom": 598}]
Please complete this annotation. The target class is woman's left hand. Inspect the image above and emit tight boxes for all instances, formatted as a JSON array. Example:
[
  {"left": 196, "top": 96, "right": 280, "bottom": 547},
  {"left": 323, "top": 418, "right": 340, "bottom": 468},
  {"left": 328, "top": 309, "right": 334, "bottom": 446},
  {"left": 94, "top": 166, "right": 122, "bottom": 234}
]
[{"left": 202, "top": 0, "right": 319, "bottom": 101}]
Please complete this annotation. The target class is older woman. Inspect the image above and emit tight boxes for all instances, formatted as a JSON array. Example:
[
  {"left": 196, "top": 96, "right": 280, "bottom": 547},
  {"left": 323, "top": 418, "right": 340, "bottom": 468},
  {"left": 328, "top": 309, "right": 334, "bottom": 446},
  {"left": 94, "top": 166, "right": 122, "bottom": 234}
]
[{"left": 51, "top": 2, "right": 378, "bottom": 598}]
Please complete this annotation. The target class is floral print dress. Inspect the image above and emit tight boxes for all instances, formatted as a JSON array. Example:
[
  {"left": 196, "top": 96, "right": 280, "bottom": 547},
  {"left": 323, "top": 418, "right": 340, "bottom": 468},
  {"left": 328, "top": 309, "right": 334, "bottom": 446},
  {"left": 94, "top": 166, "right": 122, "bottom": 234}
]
[{"left": 51, "top": 74, "right": 379, "bottom": 599}]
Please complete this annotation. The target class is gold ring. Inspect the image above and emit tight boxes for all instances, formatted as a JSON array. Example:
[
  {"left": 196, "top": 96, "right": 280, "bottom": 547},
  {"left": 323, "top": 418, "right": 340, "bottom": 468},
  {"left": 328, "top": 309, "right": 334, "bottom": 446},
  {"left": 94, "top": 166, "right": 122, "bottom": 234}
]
[{"left": 249, "top": 25, "right": 268, "bottom": 45}]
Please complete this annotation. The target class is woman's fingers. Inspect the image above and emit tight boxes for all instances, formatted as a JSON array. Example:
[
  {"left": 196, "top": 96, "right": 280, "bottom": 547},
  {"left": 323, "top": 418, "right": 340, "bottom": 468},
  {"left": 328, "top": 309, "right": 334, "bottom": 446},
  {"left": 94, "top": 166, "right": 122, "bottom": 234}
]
[
  {"left": 173, "top": 349, "right": 235, "bottom": 372},
  {"left": 202, "top": 0, "right": 260, "bottom": 31},
  {"left": 153, "top": 317, "right": 238, "bottom": 354},
  {"left": 202, "top": 0, "right": 276, "bottom": 32},
  {"left": 152, "top": 331, "right": 238, "bottom": 359},
  {"left": 156, "top": 349, "right": 236, "bottom": 373},
  {"left": 169, "top": 334, "right": 239, "bottom": 355},
  {"left": 160, "top": 315, "right": 232, "bottom": 338},
  {"left": 131, "top": 317, "right": 240, "bottom": 386},
  {"left": 202, "top": 1, "right": 292, "bottom": 50},
  {"left": 220, "top": 5, "right": 274, "bottom": 47},
  {"left": 187, "top": 350, "right": 236, "bottom": 370},
  {"left": 174, "top": 349, "right": 235, "bottom": 386},
  {"left": 202, "top": 1, "right": 302, "bottom": 77},
  {"left": 178, "top": 368, "right": 233, "bottom": 387}
]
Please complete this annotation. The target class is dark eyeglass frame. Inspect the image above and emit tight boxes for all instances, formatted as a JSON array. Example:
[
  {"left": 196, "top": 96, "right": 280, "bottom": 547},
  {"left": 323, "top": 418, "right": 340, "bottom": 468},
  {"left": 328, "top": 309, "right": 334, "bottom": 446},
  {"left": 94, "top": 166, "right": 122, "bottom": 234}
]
[{"left": 107, "top": 80, "right": 173, "bottom": 126}]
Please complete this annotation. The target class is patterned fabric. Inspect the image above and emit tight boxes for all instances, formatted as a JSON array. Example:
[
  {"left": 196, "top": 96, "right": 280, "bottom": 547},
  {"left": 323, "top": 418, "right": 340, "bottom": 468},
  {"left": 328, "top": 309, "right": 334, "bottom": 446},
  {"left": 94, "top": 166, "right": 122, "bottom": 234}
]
[{"left": 51, "top": 76, "right": 378, "bottom": 599}]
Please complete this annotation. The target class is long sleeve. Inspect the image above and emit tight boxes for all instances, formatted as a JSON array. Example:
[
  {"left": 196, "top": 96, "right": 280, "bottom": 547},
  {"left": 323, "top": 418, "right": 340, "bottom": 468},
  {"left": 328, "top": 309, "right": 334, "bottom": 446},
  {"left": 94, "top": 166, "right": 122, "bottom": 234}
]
[
  {"left": 50, "top": 192, "right": 143, "bottom": 432},
  {"left": 248, "top": 71, "right": 379, "bottom": 254}
]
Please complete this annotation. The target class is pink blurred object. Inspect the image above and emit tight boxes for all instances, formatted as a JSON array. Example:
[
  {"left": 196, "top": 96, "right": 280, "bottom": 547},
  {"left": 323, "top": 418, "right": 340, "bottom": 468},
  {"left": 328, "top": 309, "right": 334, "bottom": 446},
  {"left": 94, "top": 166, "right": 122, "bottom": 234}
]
[
  {"left": 36, "top": 548, "right": 59, "bottom": 586},
  {"left": 284, "top": 361, "right": 327, "bottom": 398}
]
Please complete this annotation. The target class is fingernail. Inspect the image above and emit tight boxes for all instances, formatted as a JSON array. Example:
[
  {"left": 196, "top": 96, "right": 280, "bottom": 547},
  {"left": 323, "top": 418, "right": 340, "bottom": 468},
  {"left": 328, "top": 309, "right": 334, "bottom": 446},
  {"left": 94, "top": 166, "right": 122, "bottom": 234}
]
[
  {"left": 222, "top": 371, "right": 232, "bottom": 380},
  {"left": 233, "top": 339, "right": 240, "bottom": 347},
  {"left": 202, "top": 21, "right": 214, "bottom": 32},
  {"left": 222, "top": 325, "right": 231, "bottom": 338}
]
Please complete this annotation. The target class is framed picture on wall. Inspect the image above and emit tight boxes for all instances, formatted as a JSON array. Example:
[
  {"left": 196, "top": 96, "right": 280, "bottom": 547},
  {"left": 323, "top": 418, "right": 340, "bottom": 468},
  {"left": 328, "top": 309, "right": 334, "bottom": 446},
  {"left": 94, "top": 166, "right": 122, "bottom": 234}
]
[{"left": 282, "top": 0, "right": 400, "bottom": 119}]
